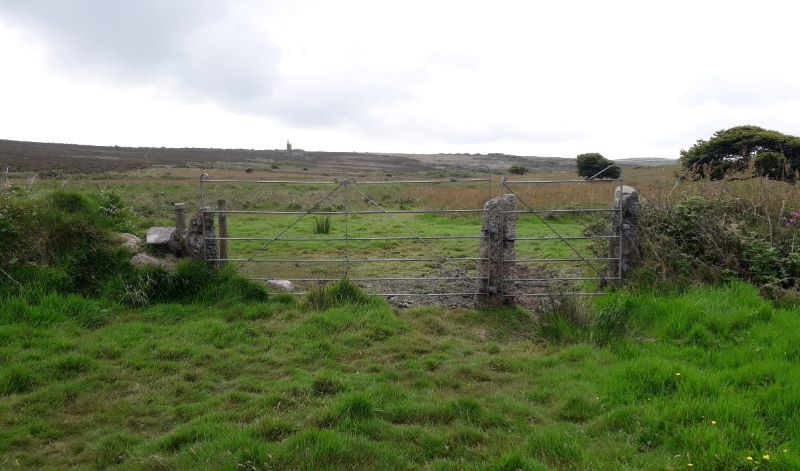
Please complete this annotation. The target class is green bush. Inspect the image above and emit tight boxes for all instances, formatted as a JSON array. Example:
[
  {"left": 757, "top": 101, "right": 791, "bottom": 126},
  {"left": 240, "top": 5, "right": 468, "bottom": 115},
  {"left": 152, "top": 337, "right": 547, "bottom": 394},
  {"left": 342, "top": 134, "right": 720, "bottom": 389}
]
[
  {"left": 576, "top": 153, "right": 621, "bottom": 179},
  {"left": 636, "top": 192, "right": 800, "bottom": 292},
  {"left": 508, "top": 165, "right": 528, "bottom": 175},
  {"left": 0, "top": 190, "right": 268, "bottom": 312}
]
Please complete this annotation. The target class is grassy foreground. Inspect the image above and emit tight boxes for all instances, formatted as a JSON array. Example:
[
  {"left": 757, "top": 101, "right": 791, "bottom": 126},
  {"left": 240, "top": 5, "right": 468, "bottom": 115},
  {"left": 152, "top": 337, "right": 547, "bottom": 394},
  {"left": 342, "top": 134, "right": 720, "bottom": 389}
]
[{"left": 1, "top": 282, "right": 799, "bottom": 470}]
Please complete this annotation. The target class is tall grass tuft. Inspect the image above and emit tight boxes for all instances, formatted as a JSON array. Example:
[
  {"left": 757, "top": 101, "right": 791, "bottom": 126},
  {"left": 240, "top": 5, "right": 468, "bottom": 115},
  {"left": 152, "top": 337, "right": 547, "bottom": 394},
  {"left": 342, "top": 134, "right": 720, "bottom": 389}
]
[
  {"left": 303, "top": 280, "right": 378, "bottom": 311},
  {"left": 313, "top": 216, "right": 331, "bottom": 234},
  {"left": 535, "top": 293, "right": 591, "bottom": 344},
  {"left": 535, "top": 293, "right": 632, "bottom": 345}
]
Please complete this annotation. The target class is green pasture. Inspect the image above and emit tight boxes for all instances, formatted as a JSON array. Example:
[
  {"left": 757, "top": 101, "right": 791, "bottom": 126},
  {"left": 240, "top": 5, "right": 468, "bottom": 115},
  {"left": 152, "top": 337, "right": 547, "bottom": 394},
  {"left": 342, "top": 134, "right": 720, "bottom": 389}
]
[
  {"left": 224, "top": 213, "right": 604, "bottom": 280},
  {"left": 1, "top": 282, "right": 799, "bottom": 470}
]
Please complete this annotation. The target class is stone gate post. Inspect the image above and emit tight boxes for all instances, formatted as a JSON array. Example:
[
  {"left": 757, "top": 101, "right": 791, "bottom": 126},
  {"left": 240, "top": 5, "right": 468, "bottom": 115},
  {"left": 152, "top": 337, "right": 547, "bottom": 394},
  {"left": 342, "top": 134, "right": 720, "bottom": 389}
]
[
  {"left": 186, "top": 209, "right": 219, "bottom": 266},
  {"left": 609, "top": 185, "right": 640, "bottom": 280},
  {"left": 476, "top": 194, "right": 517, "bottom": 309}
]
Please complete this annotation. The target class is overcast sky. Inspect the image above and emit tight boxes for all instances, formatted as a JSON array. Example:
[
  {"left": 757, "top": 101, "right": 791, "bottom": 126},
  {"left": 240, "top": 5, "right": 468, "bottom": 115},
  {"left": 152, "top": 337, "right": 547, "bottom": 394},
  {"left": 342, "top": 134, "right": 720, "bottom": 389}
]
[{"left": 1, "top": 0, "right": 798, "bottom": 158}]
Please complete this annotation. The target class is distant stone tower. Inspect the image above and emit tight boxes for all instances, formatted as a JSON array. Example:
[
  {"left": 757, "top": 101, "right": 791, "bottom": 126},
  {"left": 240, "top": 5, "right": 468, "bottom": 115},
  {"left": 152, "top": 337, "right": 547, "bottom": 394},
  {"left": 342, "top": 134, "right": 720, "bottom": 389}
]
[{"left": 286, "top": 140, "right": 292, "bottom": 152}]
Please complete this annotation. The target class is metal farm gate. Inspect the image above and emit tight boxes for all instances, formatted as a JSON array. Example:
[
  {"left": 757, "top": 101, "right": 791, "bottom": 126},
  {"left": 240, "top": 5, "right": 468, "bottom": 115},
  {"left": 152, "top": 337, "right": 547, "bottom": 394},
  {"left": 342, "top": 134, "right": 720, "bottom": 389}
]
[
  {"left": 199, "top": 165, "right": 623, "bottom": 302},
  {"left": 499, "top": 166, "right": 624, "bottom": 300}
]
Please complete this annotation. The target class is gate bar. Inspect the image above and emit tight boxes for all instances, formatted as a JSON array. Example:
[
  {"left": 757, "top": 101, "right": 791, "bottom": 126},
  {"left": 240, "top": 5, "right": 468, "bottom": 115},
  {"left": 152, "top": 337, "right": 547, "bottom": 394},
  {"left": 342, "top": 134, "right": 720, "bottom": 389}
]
[
  {"left": 252, "top": 276, "right": 487, "bottom": 282},
  {"left": 286, "top": 292, "right": 484, "bottom": 297},
  {"left": 503, "top": 178, "right": 621, "bottom": 184},
  {"left": 508, "top": 235, "right": 618, "bottom": 241},
  {"left": 504, "top": 276, "right": 620, "bottom": 282},
  {"left": 202, "top": 207, "right": 617, "bottom": 215},
  {"left": 507, "top": 257, "right": 615, "bottom": 262},
  {"left": 213, "top": 257, "right": 486, "bottom": 263},
  {"left": 206, "top": 235, "right": 487, "bottom": 241},
  {"left": 204, "top": 208, "right": 486, "bottom": 215},
  {"left": 203, "top": 178, "right": 490, "bottom": 184},
  {"left": 504, "top": 292, "right": 610, "bottom": 297}
]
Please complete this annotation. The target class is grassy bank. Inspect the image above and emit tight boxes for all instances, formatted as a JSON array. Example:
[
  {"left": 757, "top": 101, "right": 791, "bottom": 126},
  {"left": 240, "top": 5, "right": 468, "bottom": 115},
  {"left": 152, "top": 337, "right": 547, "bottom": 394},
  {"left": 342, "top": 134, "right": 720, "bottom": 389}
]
[{"left": 2, "top": 282, "right": 799, "bottom": 470}]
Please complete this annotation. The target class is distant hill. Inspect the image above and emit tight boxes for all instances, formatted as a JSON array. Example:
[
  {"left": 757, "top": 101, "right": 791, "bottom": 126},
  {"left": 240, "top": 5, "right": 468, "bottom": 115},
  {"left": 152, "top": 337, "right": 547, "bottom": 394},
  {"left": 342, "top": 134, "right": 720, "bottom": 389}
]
[
  {"left": 0, "top": 139, "right": 676, "bottom": 174},
  {"left": 615, "top": 157, "right": 678, "bottom": 167}
]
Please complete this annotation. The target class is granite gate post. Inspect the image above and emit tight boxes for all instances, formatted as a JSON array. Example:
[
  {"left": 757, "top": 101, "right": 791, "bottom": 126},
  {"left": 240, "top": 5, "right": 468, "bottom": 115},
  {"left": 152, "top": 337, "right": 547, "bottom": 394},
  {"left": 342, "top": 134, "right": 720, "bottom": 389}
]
[
  {"left": 476, "top": 194, "right": 517, "bottom": 309},
  {"left": 609, "top": 185, "right": 640, "bottom": 280}
]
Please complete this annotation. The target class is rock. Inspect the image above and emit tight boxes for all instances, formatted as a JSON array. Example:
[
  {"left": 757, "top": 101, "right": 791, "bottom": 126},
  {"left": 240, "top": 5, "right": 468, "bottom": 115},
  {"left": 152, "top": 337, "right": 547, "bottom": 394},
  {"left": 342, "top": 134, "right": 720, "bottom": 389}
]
[
  {"left": 186, "top": 209, "right": 219, "bottom": 264},
  {"left": 117, "top": 233, "right": 142, "bottom": 252},
  {"left": 266, "top": 280, "right": 294, "bottom": 292},
  {"left": 131, "top": 252, "right": 178, "bottom": 271},
  {"left": 146, "top": 227, "right": 176, "bottom": 245},
  {"left": 168, "top": 230, "right": 185, "bottom": 256}
]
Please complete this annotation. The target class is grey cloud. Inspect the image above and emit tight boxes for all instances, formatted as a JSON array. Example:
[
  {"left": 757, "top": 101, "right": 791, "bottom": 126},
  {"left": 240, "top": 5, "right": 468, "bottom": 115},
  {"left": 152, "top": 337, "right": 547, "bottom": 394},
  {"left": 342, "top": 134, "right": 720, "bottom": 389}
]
[
  {"left": 0, "top": 0, "right": 281, "bottom": 112},
  {"left": 0, "top": 0, "right": 428, "bottom": 131},
  {"left": 1, "top": 0, "right": 226, "bottom": 78},
  {"left": 0, "top": 1, "right": 583, "bottom": 146}
]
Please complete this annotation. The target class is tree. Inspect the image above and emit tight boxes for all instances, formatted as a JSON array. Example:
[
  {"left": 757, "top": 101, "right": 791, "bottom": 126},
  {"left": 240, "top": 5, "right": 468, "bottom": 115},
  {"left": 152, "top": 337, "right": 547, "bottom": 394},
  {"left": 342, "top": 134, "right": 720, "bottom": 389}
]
[
  {"left": 680, "top": 125, "right": 800, "bottom": 181},
  {"left": 576, "top": 153, "right": 621, "bottom": 179},
  {"left": 508, "top": 164, "right": 528, "bottom": 175},
  {"left": 754, "top": 151, "right": 788, "bottom": 180}
]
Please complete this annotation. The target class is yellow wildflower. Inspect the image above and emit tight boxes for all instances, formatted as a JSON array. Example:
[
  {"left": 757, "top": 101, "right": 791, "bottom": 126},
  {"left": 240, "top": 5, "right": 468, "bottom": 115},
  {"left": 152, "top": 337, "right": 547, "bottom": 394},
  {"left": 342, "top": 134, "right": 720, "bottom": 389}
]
[
  {"left": 710, "top": 420, "right": 717, "bottom": 425},
  {"left": 763, "top": 454, "right": 770, "bottom": 460},
  {"left": 746, "top": 456, "right": 754, "bottom": 461}
]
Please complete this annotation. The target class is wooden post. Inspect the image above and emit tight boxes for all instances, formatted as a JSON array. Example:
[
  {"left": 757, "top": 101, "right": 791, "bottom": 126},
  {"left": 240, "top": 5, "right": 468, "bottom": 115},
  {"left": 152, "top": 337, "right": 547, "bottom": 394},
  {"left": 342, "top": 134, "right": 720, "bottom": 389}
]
[{"left": 217, "top": 199, "right": 228, "bottom": 263}]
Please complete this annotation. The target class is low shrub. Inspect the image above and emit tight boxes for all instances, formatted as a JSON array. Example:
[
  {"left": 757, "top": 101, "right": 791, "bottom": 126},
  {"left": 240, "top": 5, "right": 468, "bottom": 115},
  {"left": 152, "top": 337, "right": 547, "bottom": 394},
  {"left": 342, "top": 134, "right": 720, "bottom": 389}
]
[
  {"left": 1, "top": 190, "right": 268, "bottom": 314},
  {"left": 107, "top": 262, "right": 268, "bottom": 307},
  {"left": 634, "top": 185, "right": 800, "bottom": 294}
]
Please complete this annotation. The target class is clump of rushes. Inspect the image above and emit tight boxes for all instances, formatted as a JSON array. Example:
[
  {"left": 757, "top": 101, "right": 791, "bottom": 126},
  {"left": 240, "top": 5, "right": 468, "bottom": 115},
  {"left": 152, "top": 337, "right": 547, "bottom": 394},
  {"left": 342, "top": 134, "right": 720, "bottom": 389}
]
[{"left": 313, "top": 215, "right": 331, "bottom": 234}]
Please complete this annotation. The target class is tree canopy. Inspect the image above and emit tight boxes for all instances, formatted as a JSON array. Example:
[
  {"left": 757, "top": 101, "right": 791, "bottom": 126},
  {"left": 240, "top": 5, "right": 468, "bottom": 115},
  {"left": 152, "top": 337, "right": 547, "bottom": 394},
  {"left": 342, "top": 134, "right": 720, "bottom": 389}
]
[
  {"left": 576, "top": 153, "right": 621, "bottom": 179},
  {"left": 680, "top": 126, "right": 800, "bottom": 181}
]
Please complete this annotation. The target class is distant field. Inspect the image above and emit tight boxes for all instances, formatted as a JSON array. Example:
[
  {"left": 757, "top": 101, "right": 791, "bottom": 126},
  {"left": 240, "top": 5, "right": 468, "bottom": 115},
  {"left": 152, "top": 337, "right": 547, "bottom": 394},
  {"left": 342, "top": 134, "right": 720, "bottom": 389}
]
[{"left": 0, "top": 138, "right": 676, "bottom": 175}]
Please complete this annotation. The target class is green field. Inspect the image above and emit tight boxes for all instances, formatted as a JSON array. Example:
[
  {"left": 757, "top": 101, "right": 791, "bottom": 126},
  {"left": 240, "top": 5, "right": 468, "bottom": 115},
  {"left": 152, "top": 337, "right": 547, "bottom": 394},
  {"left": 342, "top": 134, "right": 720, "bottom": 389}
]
[
  {"left": 224, "top": 212, "right": 601, "bottom": 282},
  {"left": 2, "top": 282, "right": 799, "bottom": 470}
]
